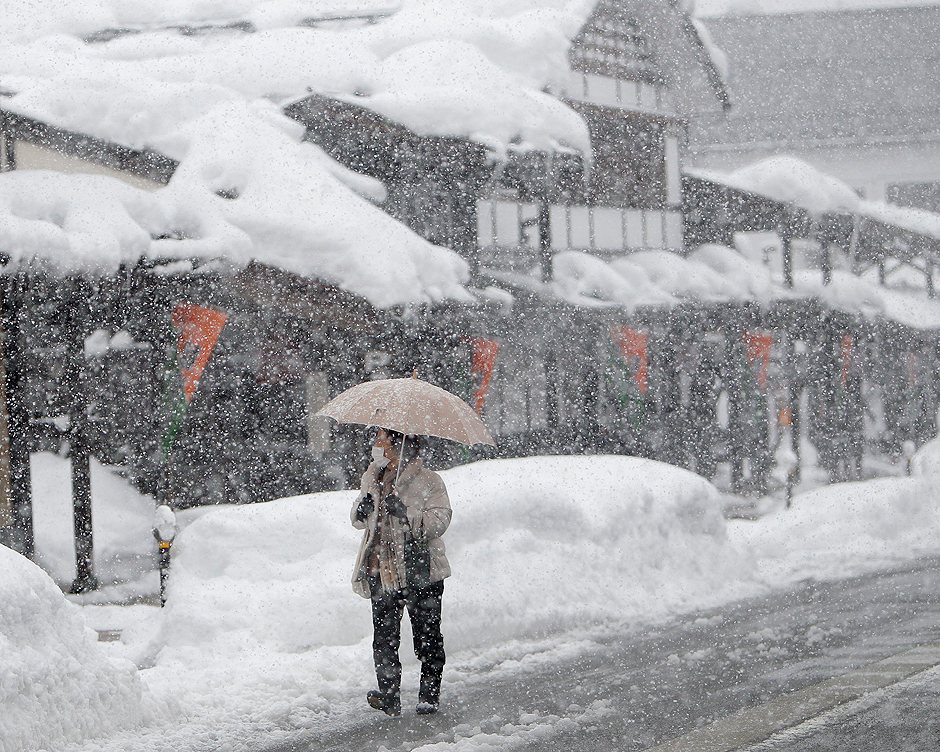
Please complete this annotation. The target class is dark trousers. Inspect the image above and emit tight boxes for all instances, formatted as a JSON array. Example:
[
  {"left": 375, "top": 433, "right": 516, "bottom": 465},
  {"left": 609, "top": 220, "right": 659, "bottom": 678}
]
[{"left": 369, "top": 576, "right": 445, "bottom": 704}]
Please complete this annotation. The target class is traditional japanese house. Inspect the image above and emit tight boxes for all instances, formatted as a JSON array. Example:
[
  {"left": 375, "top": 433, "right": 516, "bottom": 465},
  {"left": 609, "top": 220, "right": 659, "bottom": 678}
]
[
  {"left": 0, "top": 111, "right": 395, "bottom": 582},
  {"left": 286, "top": 0, "right": 730, "bottom": 279}
]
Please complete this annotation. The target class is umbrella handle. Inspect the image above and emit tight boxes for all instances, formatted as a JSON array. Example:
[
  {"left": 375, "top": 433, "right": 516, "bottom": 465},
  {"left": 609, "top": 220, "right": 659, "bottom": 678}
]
[{"left": 394, "top": 434, "right": 406, "bottom": 488}]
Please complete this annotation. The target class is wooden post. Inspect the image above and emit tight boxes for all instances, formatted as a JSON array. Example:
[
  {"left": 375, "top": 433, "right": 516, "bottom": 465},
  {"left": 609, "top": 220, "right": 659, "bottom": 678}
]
[
  {"left": 538, "top": 200, "right": 552, "bottom": 283},
  {"left": 67, "top": 281, "right": 96, "bottom": 593},
  {"left": 0, "top": 273, "right": 32, "bottom": 557},
  {"left": 69, "top": 424, "right": 95, "bottom": 592},
  {"left": 544, "top": 347, "right": 560, "bottom": 436},
  {"left": 780, "top": 213, "right": 794, "bottom": 289},
  {"left": 847, "top": 213, "right": 861, "bottom": 275},
  {"left": 0, "top": 299, "right": 13, "bottom": 533}
]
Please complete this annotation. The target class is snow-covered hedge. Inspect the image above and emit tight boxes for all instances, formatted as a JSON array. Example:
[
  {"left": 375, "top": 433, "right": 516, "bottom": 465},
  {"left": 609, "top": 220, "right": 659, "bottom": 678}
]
[{"left": 0, "top": 545, "right": 142, "bottom": 752}]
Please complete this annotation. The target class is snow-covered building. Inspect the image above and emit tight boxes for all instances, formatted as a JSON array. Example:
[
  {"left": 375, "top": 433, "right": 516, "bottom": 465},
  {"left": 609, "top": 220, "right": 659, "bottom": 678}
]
[
  {"left": 286, "top": 0, "right": 729, "bottom": 278},
  {"left": 688, "top": 6, "right": 940, "bottom": 207},
  {"left": 5, "top": 0, "right": 940, "bottom": 583},
  {"left": 0, "top": 0, "right": 731, "bottom": 531}
]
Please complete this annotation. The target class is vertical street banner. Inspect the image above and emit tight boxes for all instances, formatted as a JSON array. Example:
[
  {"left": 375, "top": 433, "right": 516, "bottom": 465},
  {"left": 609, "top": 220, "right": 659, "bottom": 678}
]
[
  {"left": 610, "top": 326, "right": 648, "bottom": 396},
  {"left": 469, "top": 337, "right": 499, "bottom": 415},
  {"left": 743, "top": 330, "right": 773, "bottom": 392},
  {"left": 608, "top": 326, "right": 648, "bottom": 429},
  {"left": 162, "top": 303, "right": 228, "bottom": 454}
]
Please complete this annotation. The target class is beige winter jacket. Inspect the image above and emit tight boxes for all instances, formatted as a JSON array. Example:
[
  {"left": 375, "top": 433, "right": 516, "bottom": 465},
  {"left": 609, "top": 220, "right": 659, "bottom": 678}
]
[{"left": 350, "top": 457, "right": 452, "bottom": 598}]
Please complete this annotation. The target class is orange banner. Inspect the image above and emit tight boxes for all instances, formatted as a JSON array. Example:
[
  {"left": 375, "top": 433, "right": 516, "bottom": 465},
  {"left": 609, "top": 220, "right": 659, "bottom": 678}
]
[
  {"left": 470, "top": 337, "right": 499, "bottom": 414},
  {"left": 610, "top": 326, "right": 648, "bottom": 395},
  {"left": 743, "top": 330, "right": 773, "bottom": 391},
  {"left": 172, "top": 303, "right": 228, "bottom": 403}
]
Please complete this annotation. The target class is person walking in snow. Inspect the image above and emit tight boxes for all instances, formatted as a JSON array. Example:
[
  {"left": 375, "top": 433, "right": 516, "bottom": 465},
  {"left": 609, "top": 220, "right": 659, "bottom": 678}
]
[{"left": 351, "top": 428, "right": 452, "bottom": 717}]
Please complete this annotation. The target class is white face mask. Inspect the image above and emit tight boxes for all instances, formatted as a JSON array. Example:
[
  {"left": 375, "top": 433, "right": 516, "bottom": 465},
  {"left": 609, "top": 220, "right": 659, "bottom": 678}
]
[{"left": 371, "top": 445, "right": 389, "bottom": 467}]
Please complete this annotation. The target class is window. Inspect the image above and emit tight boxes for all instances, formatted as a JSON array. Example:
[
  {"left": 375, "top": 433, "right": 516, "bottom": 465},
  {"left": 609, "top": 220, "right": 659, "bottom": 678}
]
[
  {"left": 585, "top": 74, "right": 619, "bottom": 106},
  {"left": 645, "top": 210, "right": 664, "bottom": 248},
  {"left": 305, "top": 372, "right": 330, "bottom": 458},
  {"left": 550, "top": 205, "right": 570, "bottom": 249},
  {"left": 570, "top": 206, "right": 591, "bottom": 248},
  {"left": 477, "top": 200, "right": 494, "bottom": 246},
  {"left": 494, "top": 202, "right": 520, "bottom": 245},
  {"left": 625, "top": 210, "right": 644, "bottom": 248},
  {"left": 593, "top": 207, "right": 624, "bottom": 250},
  {"left": 664, "top": 136, "right": 681, "bottom": 206},
  {"left": 665, "top": 211, "right": 683, "bottom": 250}
]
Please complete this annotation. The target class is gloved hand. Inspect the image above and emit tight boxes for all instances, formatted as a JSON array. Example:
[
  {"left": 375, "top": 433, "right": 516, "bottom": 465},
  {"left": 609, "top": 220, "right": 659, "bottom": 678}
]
[
  {"left": 384, "top": 493, "right": 409, "bottom": 523},
  {"left": 355, "top": 493, "right": 374, "bottom": 522}
]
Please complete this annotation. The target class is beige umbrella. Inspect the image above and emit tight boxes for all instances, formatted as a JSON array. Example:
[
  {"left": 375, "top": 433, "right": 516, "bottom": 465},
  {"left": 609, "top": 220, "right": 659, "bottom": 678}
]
[{"left": 315, "top": 376, "right": 495, "bottom": 446}]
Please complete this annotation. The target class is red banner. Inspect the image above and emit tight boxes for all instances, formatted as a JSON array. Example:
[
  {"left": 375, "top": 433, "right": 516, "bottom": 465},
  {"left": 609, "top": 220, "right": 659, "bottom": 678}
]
[
  {"left": 172, "top": 303, "right": 228, "bottom": 403},
  {"left": 743, "top": 330, "right": 773, "bottom": 391},
  {"left": 470, "top": 337, "right": 499, "bottom": 414},
  {"left": 610, "top": 326, "right": 648, "bottom": 395}
]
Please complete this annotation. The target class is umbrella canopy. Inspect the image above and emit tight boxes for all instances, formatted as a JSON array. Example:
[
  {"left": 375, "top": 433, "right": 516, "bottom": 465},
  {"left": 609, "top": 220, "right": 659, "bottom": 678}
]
[{"left": 316, "top": 377, "right": 496, "bottom": 446}]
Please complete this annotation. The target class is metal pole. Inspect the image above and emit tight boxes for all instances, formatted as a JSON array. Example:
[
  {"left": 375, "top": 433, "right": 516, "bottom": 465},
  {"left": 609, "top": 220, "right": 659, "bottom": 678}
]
[{"left": 158, "top": 540, "right": 171, "bottom": 606}]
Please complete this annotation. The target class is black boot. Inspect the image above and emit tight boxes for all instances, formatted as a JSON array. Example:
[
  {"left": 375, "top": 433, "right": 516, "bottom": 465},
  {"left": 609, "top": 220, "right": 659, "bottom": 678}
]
[
  {"left": 367, "top": 689, "right": 401, "bottom": 717},
  {"left": 416, "top": 662, "right": 442, "bottom": 714}
]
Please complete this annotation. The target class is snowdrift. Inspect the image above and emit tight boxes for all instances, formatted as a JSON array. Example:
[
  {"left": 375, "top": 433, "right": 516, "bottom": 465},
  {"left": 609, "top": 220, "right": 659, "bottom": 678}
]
[
  {"left": 143, "top": 456, "right": 755, "bottom": 730},
  {"left": 161, "top": 456, "right": 753, "bottom": 653},
  {"left": 0, "top": 545, "right": 142, "bottom": 752},
  {"left": 31, "top": 452, "right": 159, "bottom": 588},
  {"left": 728, "top": 438, "right": 940, "bottom": 583}
]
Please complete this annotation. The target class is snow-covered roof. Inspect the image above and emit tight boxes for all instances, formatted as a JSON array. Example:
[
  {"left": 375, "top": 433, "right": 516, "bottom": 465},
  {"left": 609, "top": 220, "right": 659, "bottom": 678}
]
[
  {"left": 688, "top": 156, "right": 861, "bottom": 215},
  {"left": 0, "top": 2, "right": 596, "bottom": 156},
  {"left": 689, "top": 155, "right": 940, "bottom": 247},
  {"left": 692, "top": 6, "right": 940, "bottom": 148},
  {"left": 0, "top": 0, "right": 731, "bottom": 309},
  {"left": 0, "top": 1, "right": 613, "bottom": 305},
  {"left": 487, "top": 240, "right": 940, "bottom": 331},
  {"left": 859, "top": 200, "right": 940, "bottom": 244}
]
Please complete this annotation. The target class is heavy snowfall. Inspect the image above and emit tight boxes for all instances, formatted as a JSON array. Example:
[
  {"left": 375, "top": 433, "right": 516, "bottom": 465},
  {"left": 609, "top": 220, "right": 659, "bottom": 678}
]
[{"left": 2, "top": 0, "right": 940, "bottom": 751}]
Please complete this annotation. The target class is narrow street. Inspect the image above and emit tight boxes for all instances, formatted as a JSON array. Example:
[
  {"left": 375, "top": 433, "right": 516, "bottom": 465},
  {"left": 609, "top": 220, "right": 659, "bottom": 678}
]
[{"left": 279, "top": 556, "right": 940, "bottom": 752}]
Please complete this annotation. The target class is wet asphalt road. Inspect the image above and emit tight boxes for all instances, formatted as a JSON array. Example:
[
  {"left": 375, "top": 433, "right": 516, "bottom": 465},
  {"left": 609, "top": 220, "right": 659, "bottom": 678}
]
[{"left": 273, "top": 556, "right": 940, "bottom": 752}]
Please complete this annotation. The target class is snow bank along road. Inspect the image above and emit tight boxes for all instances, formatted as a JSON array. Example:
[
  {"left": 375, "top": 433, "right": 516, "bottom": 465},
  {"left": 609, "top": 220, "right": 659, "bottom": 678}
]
[
  {"left": 13, "top": 451, "right": 940, "bottom": 751},
  {"left": 278, "top": 555, "right": 940, "bottom": 752}
]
